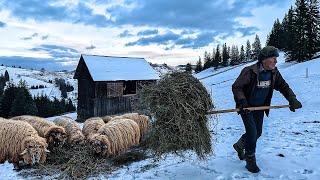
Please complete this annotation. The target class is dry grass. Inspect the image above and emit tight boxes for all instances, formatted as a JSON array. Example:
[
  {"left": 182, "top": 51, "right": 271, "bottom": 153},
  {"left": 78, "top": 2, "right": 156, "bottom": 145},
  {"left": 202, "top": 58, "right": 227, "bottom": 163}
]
[
  {"left": 19, "top": 144, "right": 148, "bottom": 179},
  {"left": 137, "top": 72, "right": 214, "bottom": 159}
]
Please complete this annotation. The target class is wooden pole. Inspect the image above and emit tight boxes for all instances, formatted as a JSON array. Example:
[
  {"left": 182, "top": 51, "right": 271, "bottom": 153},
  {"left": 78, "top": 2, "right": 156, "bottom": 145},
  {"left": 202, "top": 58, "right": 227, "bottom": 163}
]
[{"left": 207, "top": 105, "right": 290, "bottom": 114}]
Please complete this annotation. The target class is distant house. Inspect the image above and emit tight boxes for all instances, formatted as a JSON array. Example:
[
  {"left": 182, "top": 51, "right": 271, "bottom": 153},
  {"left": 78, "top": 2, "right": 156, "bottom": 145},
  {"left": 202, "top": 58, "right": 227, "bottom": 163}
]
[{"left": 74, "top": 55, "right": 160, "bottom": 121}]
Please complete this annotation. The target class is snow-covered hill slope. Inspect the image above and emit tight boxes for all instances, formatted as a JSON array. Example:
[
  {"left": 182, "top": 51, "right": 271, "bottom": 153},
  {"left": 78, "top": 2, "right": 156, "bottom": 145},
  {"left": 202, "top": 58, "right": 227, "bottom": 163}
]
[
  {"left": 1, "top": 53, "right": 320, "bottom": 179},
  {"left": 0, "top": 65, "right": 77, "bottom": 103},
  {"left": 104, "top": 53, "right": 320, "bottom": 179}
]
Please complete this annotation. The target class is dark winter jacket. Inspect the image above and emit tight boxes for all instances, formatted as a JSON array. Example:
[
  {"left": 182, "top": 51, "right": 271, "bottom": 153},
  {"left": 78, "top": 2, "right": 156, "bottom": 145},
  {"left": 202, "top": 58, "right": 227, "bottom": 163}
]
[{"left": 232, "top": 62, "right": 296, "bottom": 116}]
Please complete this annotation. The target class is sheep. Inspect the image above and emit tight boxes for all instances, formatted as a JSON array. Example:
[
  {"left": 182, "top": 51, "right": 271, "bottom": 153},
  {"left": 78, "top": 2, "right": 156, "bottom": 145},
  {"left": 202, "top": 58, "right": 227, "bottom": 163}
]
[
  {"left": 89, "top": 118, "right": 140, "bottom": 156},
  {"left": 82, "top": 117, "right": 105, "bottom": 138},
  {"left": 53, "top": 116, "right": 85, "bottom": 145},
  {"left": 111, "top": 113, "right": 150, "bottom": 137},
  {"left": 11, "top": 115, "right": 67, "bottom": 148},
  {"left": 0, "top": 118, "right": 49, "bottom": 170}
]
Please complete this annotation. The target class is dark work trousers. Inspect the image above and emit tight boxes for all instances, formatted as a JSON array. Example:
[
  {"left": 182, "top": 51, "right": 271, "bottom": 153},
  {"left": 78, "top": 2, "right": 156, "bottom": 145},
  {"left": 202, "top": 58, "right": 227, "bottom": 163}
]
[{"left": 240, "top": 110, "right": 264, "bottom": 155}]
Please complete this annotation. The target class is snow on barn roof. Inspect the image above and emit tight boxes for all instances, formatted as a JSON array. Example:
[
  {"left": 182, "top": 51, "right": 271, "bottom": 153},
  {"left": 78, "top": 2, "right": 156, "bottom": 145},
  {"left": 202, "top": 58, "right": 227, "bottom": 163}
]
[{"left": 81, "top": 54, "right": 160, "bottom": 81}]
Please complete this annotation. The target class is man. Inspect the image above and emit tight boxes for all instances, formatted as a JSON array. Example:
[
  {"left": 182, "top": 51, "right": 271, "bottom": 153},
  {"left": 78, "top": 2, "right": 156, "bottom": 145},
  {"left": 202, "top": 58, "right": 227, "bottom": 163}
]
[{"left": 231, "top": 46, "right": 302, "bottom": 173}]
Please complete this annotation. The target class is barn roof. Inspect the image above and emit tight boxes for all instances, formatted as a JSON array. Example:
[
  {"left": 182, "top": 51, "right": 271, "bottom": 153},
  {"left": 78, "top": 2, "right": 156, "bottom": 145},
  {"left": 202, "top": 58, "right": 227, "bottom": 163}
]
[{"left": 80, "top": 54, "right": 160, "bottom": 81}]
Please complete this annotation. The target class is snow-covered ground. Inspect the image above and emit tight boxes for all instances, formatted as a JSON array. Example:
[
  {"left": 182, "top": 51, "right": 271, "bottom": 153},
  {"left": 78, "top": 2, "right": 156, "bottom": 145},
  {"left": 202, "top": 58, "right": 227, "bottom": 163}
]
[{"left": 1, "top": 53, "right": 320, "bottom": 179}]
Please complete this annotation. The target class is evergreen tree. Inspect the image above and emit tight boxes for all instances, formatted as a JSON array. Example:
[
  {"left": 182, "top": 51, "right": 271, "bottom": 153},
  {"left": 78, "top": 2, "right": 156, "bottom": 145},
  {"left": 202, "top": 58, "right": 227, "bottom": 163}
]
[
  {"left": 185, "top": 63, "right": 192, "bottom": 73},
  {"left": 266, "top": 19, "right": 283, "bottom": 49},
  {"left": 203, "top": 51, "right": 212, "bottom": 70},
  {"left": 239, "top": 45, "right": 246, "bottom": 63},
  {"left": 195, "top": 57, "right": 203, "bottom": 73},
  {"left": 66, "top": 99, "right": 76, "bottom": 112},
  {"left": 293, "top": 0, "right": 309, "bottom": 62},
  {"left": 246, "top": 40, "right": 251, "bottom": 61},
  {"left": 210, "top": 48, "right": 216, "bottom": 67},
  {"left": 230, "top": 45, "right": 240, "bottom": 65},
  {"left": 252, "top": 34, "right": 262, "bottom": 60},
  {"left": 0, "top": 92, "right": 2, "bottom": 116},
  {"left": 222, "top": 43, "right": 229, "bottom": 67},
  {"left": 283, "top": 7, "right": 297, "bottom": 61},
  {"left": 214, "top": 44, "right": 221, "bottom": 69},
  {"left": 9, "top": 81, "right": 38, "bottom": 117},
  {"left": 1, "top": 82, "right": 16, "bottom": 118},
  {"left": 306, "top": 0, "right": 320, "bottom": 59},
  {"left": 4, "top": 70, "right": 9, "bottom": 82},
  {"left": 0, "top": 77, "right": 5, "bottom": 95}
]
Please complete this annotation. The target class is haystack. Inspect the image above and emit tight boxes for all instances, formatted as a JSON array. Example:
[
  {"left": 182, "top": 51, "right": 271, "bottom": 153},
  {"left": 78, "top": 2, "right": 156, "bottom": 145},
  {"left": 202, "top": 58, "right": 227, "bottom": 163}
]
[{"left": 137, "top": 72, "right": 214, "bottom": 159}]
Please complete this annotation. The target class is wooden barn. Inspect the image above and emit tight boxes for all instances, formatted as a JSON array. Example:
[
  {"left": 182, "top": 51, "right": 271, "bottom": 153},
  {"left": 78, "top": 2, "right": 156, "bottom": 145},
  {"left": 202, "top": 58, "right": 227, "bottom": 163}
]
[{"left": 74, "top": 55, "right": 160, "bottom": 121}]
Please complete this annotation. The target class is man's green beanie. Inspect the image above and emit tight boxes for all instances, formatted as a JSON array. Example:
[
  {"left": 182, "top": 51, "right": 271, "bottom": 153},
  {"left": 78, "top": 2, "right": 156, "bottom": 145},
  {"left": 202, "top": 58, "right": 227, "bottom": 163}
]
[{"left": 258, "top": 46, "right": 279, "bottom": 62}]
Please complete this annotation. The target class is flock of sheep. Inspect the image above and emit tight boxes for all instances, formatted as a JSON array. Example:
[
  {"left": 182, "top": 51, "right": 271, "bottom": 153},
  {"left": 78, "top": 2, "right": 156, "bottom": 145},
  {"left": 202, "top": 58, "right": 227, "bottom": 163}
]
[{"left": 0, "top": 113, "right": 150, "bottom": 170}]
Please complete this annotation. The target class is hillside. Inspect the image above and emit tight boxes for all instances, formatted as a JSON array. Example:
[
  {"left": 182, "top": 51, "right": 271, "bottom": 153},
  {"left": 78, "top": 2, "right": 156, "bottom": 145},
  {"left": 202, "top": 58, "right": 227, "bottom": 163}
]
[
  {"left": 0, "top": 65, "right": 77, "bottom": 103},
  {"left": 1, "top": 53, "right": 320, "bottom": 179}
]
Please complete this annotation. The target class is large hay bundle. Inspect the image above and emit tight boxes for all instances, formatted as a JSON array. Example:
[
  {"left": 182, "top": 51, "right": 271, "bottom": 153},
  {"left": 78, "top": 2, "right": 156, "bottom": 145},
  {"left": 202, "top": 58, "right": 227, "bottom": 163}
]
[{"left": 138, "top": 72, "right": 213, "bottom": 159}]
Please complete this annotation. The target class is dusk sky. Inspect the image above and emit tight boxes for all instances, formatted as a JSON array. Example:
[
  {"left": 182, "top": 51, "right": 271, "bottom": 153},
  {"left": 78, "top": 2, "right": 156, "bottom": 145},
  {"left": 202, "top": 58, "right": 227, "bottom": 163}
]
[{"left": 0, "top": 0, "right": 295, "bottom": 70}]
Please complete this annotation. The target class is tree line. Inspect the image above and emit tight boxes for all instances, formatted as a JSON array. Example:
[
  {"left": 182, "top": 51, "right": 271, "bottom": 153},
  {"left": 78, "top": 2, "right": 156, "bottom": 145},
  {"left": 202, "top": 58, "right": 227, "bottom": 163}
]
[
  {"left": 194, "top": 35, "right": 262, "bottom": 73},
  {"left": 266, "top": 0, "right": 320, "bottom": 62},
  {"left": 0, "top": 80, "right": 75, "bottom": 118}
]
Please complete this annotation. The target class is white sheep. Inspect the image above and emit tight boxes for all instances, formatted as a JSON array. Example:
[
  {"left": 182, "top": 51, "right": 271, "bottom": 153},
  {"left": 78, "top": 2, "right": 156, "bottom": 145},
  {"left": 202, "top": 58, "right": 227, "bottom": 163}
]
[
  {"left": 11, "top": 115, "right": 67, "bottom": 148},
  {"left": 0, "top": 118, "right": 49, "bottom": 170},
  {"left": 82, "top": 117, "right": 105, "bottom": 139},
  {"left": 111, "top": 113, "right": 150, "bottom": 137},
  {"left": 53, "top": 116, "right": 85, "bottom": 145},
  {"left": 89, "top": 118, "right": 140, "bottom": 156}
]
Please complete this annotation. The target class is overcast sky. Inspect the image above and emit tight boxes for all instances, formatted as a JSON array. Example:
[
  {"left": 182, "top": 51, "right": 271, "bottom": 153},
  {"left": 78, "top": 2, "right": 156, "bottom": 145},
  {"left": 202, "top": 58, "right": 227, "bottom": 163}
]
[{"left": 0, "top": 0, "right": 295, "bottom": 70}]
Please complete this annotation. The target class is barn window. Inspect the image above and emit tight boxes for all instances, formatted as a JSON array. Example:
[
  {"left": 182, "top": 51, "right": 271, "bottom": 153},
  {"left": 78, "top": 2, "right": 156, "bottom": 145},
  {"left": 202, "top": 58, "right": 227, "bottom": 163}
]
[
  {"left": 123, "top": 81, "right": 136, "bottom": 95},
  {"left": 107, "top": 82, "right": 123, "bottom": 97}
]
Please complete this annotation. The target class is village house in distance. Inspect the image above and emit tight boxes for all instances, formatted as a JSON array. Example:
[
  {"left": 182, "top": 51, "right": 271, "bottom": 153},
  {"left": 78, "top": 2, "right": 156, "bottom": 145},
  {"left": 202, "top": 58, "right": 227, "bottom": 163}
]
[{"left": 74, "top": 55, "right": 160, "bottom": 121}]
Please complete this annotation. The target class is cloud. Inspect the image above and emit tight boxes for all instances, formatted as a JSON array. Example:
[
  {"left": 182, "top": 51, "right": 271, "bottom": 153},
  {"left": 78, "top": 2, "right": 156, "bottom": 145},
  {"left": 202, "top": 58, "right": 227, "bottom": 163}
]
[
  {"left": 119, "top": 30, "right": 134, "bottom": 37},
  {"left": 2, "top": 0, "right": 112, "bottom": 27},
  {"left": 107, "top": 0, "right": 290, "bottom": 47},
  {"left": 180, "top": 32, "right": 218, "bottom": 49},
  {"left": 126, "top": 31, "right": 180, "bottom": 46},
  {"left": 108, "top": 0, "right": 265, "bottom": 31},
  {"left": 137, "top": 29, "right": 158, "bottom": 36},
  {"left": 0, "top": 21, "right": 6, "bottom": 27},
  {"left": 126, "top": 31, "right": 218, "bottom": 49},
  {"left": 0, "top": 56, "right": 77, "bottom": 71},
  {"left": 21, "top": 33, "right": 39, "bottom": 40},
  {"left": 30, "top": 44, "right": 79, "bottom": 60},
  {"left": 86, "top": 44, "right": 96, "bottom": 50},
  {"left": 236, "top": 27, "right": 259, "bottom": 37},
  {"left": 41, "top": 35, "right": 49, "bottom": 40}
]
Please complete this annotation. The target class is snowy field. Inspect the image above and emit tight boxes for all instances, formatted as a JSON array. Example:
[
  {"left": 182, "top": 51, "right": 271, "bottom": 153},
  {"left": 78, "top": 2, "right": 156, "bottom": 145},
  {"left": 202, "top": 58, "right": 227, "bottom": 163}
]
[{"left": 1, "top": 53, "right": 320, "bottom": 179}]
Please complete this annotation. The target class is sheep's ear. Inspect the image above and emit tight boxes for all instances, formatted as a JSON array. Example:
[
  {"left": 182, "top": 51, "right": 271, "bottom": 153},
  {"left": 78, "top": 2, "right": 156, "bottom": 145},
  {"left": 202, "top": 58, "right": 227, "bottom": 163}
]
[
  {"left": 45, "top": 148, "right": 50, "bottom": 153},
  {"left": 20, "top": 149, "right": 28, "bottom": 156}
]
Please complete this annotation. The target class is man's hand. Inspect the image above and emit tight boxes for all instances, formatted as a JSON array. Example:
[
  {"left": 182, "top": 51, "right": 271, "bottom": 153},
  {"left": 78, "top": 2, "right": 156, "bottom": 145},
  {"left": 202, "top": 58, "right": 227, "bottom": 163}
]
[
  {"left": 238, "top": 99, "right": 250, "bottom": 115},
  {"left": 288, "top": 97, "right": 302, "bottom": 112}
]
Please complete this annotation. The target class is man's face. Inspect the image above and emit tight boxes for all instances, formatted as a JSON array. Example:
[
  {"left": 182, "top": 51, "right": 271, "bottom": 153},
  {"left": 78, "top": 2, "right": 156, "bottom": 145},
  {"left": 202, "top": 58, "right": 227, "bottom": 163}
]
[{"left": 262, "top": 56, "right": 277, "bottom": 70}]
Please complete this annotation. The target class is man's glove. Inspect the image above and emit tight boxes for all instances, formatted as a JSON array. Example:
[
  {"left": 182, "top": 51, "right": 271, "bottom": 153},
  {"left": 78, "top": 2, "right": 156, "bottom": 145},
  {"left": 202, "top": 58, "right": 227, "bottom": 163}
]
[
  {"left": 288, "top": 97, "right": 302, "bottom": 112},
  {"left": 238, "top": 99, "right": 250, "bottom": 115}
]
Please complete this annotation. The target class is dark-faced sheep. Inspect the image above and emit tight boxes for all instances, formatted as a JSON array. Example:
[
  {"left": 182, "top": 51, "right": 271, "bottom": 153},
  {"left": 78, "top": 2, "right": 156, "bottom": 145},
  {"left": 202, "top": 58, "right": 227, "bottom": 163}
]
[
  {"left": 0, "top": 118, "right": 49, "bottom": 170},
  {"left": 82, "top": 117, "right": 105, "bottom": 139},
  {"left": 53, "top": 116, "right": 85, "bottom": 145},
  {"left": 11, "top": 115, "right": 67, "bottom": 148},
  {"left": 89, "top": 118, "right": 140, "bottom": 156}
]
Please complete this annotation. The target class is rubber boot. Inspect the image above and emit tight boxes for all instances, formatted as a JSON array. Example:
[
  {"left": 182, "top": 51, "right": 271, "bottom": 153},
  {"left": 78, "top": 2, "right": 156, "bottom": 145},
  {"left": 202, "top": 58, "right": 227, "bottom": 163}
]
[
  {"left": 233, "top": 137, "right": 245, "bottom": 160},
  {"left": 245, "top": 154, "right": 260, "bottom": 173}
]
